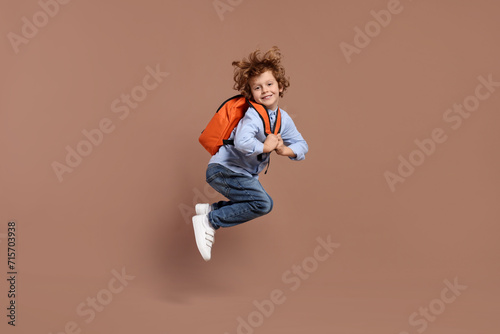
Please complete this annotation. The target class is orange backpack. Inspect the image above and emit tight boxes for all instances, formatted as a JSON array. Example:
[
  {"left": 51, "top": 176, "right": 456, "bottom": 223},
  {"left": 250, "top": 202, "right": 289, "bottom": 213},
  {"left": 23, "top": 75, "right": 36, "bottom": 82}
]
[{"left": 199, "top": 95, "right": 282, "bottom": 155}]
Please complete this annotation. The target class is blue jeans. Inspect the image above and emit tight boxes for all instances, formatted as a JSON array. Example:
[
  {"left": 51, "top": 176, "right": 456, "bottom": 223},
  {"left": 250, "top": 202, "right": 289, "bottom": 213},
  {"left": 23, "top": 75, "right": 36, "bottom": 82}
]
[{"left": 206, "top": 163, "right": 273, "bottom": 229}]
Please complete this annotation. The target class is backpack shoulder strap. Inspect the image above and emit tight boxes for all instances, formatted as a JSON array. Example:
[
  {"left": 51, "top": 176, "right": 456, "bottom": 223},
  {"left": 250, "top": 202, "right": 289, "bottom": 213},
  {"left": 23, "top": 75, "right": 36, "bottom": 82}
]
[
  {"left": 274, "top": 108, "right": 282, "bottom": 135},
  {"left": 246, "top": 100, "right": 283, "bottom": 175},
  {"left": 247, "top": 99, "right": 281, "bottom": 135},
  {"left": 216, "top": 94, "right": 245, "bottom": 113}
]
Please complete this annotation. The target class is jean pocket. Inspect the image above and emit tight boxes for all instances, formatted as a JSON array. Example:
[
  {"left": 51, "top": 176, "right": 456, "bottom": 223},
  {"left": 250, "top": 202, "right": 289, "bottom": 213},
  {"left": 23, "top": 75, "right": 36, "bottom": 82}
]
[
  {"left": 207, "top": 171, "right": 231, "bottom": 198},
  {"left": 206, "top": 171, "right": 223, "bottom": 184}
]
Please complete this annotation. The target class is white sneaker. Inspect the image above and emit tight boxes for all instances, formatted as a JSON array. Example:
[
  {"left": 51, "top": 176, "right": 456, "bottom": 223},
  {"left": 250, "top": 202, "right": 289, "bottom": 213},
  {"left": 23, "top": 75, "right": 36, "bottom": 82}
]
[
  {"left": 195, "top": 203, "right": 211, "bottom": 215},
  {"left": 192, "top": 214, "right": 215, "bottom": 261},
  {"left": 195, "top": 204, "right": 214, "bottom": 245}
]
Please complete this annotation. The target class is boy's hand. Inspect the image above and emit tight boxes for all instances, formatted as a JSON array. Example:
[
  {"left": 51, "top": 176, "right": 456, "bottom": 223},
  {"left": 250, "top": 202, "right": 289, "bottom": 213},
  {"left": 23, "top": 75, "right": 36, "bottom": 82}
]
[
  {"left": 263, "top": 134, "right": 279, "bottom": 153},
  {"left": 275, "top": 134, "right": 285, "bottom": 154},
  {"left": 275, "top": 134, "right": 297, "bottom": 158}
]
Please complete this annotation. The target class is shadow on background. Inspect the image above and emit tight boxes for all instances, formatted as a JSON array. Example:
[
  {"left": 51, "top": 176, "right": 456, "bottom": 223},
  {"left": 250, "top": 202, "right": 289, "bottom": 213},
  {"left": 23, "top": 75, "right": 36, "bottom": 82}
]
[{"left": 150, "top": 164, "right": 237, "bottom": 303}]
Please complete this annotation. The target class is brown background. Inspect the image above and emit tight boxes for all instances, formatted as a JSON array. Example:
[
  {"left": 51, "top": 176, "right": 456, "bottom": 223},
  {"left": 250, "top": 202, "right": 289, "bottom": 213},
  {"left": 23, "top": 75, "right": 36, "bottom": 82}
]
[{"left": 1, "top": 0, "right": 499, "bottom": 333}]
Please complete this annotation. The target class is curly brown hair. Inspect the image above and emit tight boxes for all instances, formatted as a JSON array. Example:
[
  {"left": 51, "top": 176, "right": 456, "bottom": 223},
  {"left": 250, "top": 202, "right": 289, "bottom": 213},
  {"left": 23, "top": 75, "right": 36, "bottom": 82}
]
[{"left": 232, "top": 46, "right": 290, "bottom": 100}]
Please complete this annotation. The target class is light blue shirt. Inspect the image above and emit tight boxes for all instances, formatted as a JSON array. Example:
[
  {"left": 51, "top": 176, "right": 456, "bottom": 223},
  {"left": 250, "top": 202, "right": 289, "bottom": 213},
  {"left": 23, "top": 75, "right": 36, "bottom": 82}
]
[{"left": 209, "top": 106, "right": 308, "bottom": 178}]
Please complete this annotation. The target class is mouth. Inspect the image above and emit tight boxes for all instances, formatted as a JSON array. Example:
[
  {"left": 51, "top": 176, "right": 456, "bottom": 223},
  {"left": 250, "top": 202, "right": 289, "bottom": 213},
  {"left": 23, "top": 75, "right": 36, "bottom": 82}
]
[{"left": 261, "top": 94, "right": 272, "bottom": 100}]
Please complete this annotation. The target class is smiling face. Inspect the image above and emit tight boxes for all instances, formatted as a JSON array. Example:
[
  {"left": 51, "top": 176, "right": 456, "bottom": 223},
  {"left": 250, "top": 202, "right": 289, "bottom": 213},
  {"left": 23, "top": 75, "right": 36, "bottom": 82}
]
[{"left": 249, "top": 70, "right": 283, "bottom": 110}]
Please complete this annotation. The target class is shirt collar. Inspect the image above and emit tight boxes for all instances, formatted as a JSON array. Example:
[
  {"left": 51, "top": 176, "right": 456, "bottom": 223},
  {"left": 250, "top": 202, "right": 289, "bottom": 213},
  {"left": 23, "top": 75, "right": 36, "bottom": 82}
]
[{"left": 268, "top": 106, "right": 278, "bottom": 115}]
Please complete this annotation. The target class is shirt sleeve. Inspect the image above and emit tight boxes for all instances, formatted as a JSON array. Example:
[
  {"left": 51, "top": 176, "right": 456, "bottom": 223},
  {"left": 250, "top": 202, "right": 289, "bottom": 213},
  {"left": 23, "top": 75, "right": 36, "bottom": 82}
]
[
  {"left": 233, "top": 109, "right": 265, "bottom": 156},
  {"left": 280, "top": 111, "right": 308, "bottom": 161}
]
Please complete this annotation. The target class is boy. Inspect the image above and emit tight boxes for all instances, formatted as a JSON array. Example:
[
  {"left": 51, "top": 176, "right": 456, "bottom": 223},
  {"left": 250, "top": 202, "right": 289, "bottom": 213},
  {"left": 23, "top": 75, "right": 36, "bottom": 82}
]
[{"left": 193, "top": 46, "right": 308, "bottom": 261}]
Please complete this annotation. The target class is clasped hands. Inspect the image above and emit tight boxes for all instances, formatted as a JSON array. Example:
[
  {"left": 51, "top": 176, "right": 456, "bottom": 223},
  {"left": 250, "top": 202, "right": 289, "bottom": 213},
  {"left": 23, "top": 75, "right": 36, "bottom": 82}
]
[{"left": 263, "top": 134, "right": 296, "bottom": 157}]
